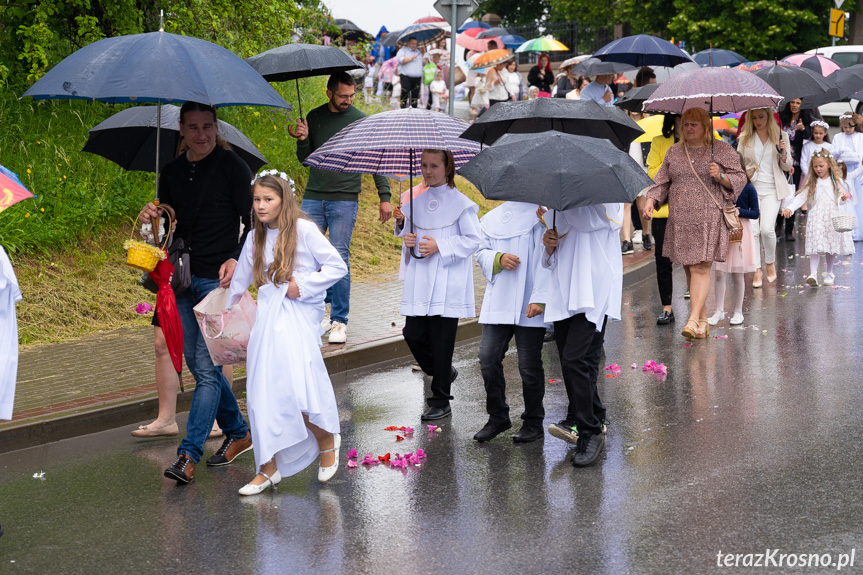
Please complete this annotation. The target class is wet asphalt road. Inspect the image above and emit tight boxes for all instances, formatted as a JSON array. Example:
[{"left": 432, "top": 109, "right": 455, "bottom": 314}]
[{"left": 1, "top": 236, "right": 862, "bottom": 574}]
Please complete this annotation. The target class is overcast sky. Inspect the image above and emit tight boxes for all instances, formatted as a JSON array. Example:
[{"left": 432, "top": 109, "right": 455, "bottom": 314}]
[{"left": 322, "top": 0, "right": 468, "bottom": 35}]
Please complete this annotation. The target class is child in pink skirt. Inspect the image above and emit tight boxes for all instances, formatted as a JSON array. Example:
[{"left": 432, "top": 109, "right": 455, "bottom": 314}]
[{"left": 708, "top": 181, "right": 760, "bottom": 326}]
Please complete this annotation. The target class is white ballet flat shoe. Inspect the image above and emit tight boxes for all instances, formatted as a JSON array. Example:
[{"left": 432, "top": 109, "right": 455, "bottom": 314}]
[
  {"left": 707, "top": 311, "right": 725, "bottom": 326},
  {"left": 821, "top": 272, "right": 835, "bottom": 286},
  {"left": 806, "top": 274, "right": 819, "bottom": 287},
  {"left": 318, "top": 433, "right": 341, "bottom": 483},
  {"left": 238, "top": 469, "right": 281, "bottom": 496},
  {"left": 729, "top": 312, "right": 744, "bottom": 325}
]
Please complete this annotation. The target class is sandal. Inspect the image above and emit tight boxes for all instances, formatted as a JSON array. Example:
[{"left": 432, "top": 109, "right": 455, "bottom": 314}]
[
  {"left": 681, "top": 319, "right": 699, "bottom": 340},
  {"left": 695, "top": 319, "right": 709, "bottom": 339}
]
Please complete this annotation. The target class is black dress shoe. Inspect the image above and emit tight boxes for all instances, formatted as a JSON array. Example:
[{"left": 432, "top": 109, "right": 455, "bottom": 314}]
[
  {"left": 571, "top": 431, "right": 605, "bottom": 467},
  {"left": 656, "top": 310, "right": 674, "bottom": 325},
  {"left": 450, "top": 366, "right": 458, "bottom": 382},
  {"left": 785, "top": 233, "right": 795, "bottom": 242},
  {"left": 473, "top": 420, "right": 512, "bottom": 442},
  {"left": 421, "top": 405, "right": 452, "bottom": 421},
  {"left": 512, "top": 425, "right": 544, "bottom": 443}
]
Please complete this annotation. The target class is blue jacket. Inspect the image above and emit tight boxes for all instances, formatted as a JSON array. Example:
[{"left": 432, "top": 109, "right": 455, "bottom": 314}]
[
  {"left": 372, "top": 26, "right": 393, "bottom": 63},
  {"left": 736, "top": 183, "right": 759, "bottom": 220}
]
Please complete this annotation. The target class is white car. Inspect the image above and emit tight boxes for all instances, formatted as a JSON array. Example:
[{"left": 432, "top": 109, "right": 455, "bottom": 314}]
[{"left": 804, "top": 46, "right": 863, "bottom": 117}]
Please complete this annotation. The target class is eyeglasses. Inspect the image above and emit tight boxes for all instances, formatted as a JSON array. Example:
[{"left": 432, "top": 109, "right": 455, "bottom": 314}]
[{"left": 332, "top": 92, "right": 355, "bottom": 101}]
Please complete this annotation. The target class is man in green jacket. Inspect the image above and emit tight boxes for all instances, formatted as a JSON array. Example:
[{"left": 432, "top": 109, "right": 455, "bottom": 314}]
[{"left": 293, "top": 72, "right": 392, "bottom": 344}]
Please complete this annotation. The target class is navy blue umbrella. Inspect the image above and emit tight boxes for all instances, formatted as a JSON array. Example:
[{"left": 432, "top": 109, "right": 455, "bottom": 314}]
[
  {"left": 593, "top": 34, "right": 693, "bottom": 68},
  {"left": 397, "top": 24, "right": 448, "bottom": 49},
  {"left": 497, "top": 34, "right": 527, "bottom": 49},
  {"left": 693, "top": 48, "right": 748, "bottom": 68},
  {"left": 458, "top": 21, "right": 490, "bottom": 33}
]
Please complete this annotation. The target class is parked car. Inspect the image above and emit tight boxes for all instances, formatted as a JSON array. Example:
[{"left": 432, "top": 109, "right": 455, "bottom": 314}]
[{"left": 804, "top": 46, "right": 863, "bottom": 117}]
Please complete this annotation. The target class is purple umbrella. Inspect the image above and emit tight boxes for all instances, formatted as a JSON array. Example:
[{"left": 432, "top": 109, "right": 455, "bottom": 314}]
[
  {"left": 303, "top": 107, "right": 479, "bottom": 258},
  {"left": 643, "top": 67, "right": 782, "bottom": 115}
]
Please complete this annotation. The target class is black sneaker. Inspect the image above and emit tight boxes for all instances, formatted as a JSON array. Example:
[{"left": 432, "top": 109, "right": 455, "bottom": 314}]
[
  {"left": 621, "top": 241, "right": 634, "bottom": 255},
  {"left": 642, "top": 234, "right": 653, "bottom": 250},
  {"left": 164, "top": 454, "right": 196, "bottom": 484},
  {"left": 572, "top": 431, "right": 605, "bottom": 467},
  {"left": 206, "top": 432, "right": 253, "bottom": 467},
  {"left": 548, "top": 420, "right": 579, "bottom": 444}
]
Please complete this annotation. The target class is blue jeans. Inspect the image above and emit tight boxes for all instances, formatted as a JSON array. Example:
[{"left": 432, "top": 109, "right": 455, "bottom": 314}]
[
  {"left": 176, "top": 275, "right": 248, "bottom": 463},
  {"left": 301, "top": 199, "right": 358, "bottom": 325}
]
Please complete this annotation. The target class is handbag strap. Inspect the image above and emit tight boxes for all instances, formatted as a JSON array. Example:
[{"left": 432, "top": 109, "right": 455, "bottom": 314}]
[{"left": 684, "top": 143, "right": 727, "bottom": 214}]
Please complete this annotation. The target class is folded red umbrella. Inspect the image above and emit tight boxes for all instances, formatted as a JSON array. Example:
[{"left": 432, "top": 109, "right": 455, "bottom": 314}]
[{"left": 148, "top": 252, "right": 184, "bottom": 389}]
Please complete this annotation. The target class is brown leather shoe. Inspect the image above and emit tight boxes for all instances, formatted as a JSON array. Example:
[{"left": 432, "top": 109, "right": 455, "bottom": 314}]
[
  {"left": 164, "top": 454, "right": 196, "bottom": 484},
  {"left": 206, "top": 431, "right": 253, "bottom": 467}
]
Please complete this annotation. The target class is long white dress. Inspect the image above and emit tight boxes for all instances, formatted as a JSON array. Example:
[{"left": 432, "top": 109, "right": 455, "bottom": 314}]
[
  {"left": 800, "top": 141, "right": 833, "bottom": 181},
  {"left": 830, "top": 132, "right": 863, "bottom": 241},
  {"left": 541, "top": 204, "right": 624, "bottom": 329},
  {"left": 785, "top": 178, "right": 856, "bottom": 256},
  {"left": 397, "top": 184, "right": 481, "bottom": 318},
  {"left": 227, "top": 221, "right": 347, "bottom": 476},
  {"left": 475, "top": 202, "right": 550, "bottom": 327},
  {"left": 0, "top": 246, "right": 21, "bottom": 420}
]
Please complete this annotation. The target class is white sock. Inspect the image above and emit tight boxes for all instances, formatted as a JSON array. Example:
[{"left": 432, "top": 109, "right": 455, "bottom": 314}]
[
  {"left": 825, "top": 254, "right": 836, "bottom": 275},
  {"left": 713, "top": 269, "right": 727, "bottom": 314},
  {"left": 731, "top": 273, "right": 745, "bottom": 315},
  {"left": 809, "top": 255, "right": 821, "bottom": 277}
]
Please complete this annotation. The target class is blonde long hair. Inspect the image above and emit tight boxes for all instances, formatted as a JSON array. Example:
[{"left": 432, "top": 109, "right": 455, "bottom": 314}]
[
  {"left": 803, "top": 151, "right": 843, "bottom": 204},
  {"left": 738, "top": 108, "right": 781, "bottom": 149},
  {"left": 251, "top": 175, "right": 309, "bottom": 288}
]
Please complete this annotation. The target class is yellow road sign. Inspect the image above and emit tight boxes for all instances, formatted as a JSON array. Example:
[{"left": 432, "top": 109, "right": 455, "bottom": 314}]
[{"left": 830, "top": 8, "right": 845, "bottom": 38}]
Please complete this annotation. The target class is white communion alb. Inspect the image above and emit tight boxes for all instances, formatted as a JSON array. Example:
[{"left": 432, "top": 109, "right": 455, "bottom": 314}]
[
  {"left": 397, "top": 184, "right": 481, "bottom": 318},
  {"left": 0, "top": 246, "right": 21, "bottom": 420},
  {"left": 475, "top": 202, "right": 550, "bottom": 327},
  {"left": 541, "top": 204, "right": 624, "bottom": 329},
  {"left": 227, "top": 221, "right": 347, "bottom": 477}
]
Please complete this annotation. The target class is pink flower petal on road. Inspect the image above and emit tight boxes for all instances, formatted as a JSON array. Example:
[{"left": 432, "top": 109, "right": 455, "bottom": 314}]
[
  {"left": 346, "top": 448, "right": 358, "bottom": 459},
  {"left": 346, "top": 460, "right": 358, "bottom": 468}
]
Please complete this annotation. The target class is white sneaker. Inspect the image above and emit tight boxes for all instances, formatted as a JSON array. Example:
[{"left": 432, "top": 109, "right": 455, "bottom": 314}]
[
  {"left": 806, "top": 274, "right": 819, "bottom": 287},
  {"left": 822, "top": 272, "right": 835, "bottom": 286},
  {"left": 729, "top": 312, "right": 744, "bottom": 325},
  {"left": 328, "top": 321, "right": 347, "bottom": 344},
  {"left": 633, "top": 230, "right": 643, "bottom": 244},
  {"left": 321, "top": 304, "right": 332, "bottom": 333},
  {"left": 707, "top": 310, "right": 725, "bottom": 326}
]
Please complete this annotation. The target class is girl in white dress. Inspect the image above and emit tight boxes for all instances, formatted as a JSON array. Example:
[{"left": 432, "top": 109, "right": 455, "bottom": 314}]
[
  {"left": 800, "top": 120, "right": 833, "bottom": 182},
  {"left": 0, "top": 246, "right": 22, "bottom": 421},
  {"left": 782, "top": 152, "right": 855, "bottom": 286},
  {"left": 830, "top": 113, "right": 863, "bottom": 241},
  {"left": 227, "top": 171, "right": 348, "bottom": 495}
]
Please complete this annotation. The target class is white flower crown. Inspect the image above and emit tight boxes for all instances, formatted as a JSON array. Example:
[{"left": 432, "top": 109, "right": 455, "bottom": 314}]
[
  {"left": 810, "top": 120, "right": 829, "bottom": 130},
  {"left": 839, "top": 113, "right": 854, "bottom": 120},
  {"left": 252, "top": 169, "right": 295, "bottom": 191}
]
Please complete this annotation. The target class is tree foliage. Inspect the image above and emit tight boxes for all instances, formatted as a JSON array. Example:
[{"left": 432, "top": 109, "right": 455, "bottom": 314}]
[
  {"left": 0, "top": 0, "right": 335, "bottom": 91},
  {"left": 474, "top": 0, "right": 550, "bottom": 26}
]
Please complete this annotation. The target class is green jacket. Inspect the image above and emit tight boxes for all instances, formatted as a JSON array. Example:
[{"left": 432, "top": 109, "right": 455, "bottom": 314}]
[{"left": 296, "top": 104, "right": 391, "bottom": 203}]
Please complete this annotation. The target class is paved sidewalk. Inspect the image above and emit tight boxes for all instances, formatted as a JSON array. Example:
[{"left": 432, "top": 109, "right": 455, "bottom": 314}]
[{"left": 1, "top": 248, "right": 655, "bottom": 451}]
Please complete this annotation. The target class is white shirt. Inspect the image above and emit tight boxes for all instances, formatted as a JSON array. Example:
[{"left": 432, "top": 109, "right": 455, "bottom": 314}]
[
  {"left": 0, "top": 246, "right": 22, "bottom": 420},
  {"left": 579, "top": 82, "right": 614, "bottom": 107}
]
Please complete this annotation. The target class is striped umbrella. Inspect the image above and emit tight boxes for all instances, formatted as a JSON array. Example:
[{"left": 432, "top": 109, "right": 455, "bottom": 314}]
[
  {"left": 0, "top": 165, "right": 34, "bottom": 214},
  {"left": 783, "top": 53, "right": 843, "bottom": 77},
  {"left": 303, "top": 108, "right": 480, "bottom": 256},
  {"left": 516, "top": 36, "right": 569, "bottom": 53},
  {"left": 397, "top": 23, "right": 447, "bottom": 49},
  {"left": 469, "top": 49, "right": 514, "bottom": 70},
  {"left": 458, "top": 21, "right": 490, "bottom": 33},
  {"left": 643, "top": 67, "right": 782, "bottom": 115}
]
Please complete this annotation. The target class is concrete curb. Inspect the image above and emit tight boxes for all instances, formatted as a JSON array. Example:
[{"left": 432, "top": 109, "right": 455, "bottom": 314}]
[{"left": 0, "top": 260, "right": 652, "bottom": 454}]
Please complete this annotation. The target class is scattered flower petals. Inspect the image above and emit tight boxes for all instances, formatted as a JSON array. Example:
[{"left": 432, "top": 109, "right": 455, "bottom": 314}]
[
  {"left": 605, "top": 373, "right": 615, "bottom": 378},
  {"left": 378, "top": 453, "right": 391, "bottom": 463},
  {"left": 346, "top": 448, "right": 358, "bottom": 459},
  {"left": 427, "top": 425, "right": 440, "bottom": 432},
  {"left": 346, "top": 460, "right": 358, "bottom": 468},
  {"left": 135, "top": 302, "right": 153, "bottom": 314},
  {"left": 683, "top": 343, "right": 693, "bottom": 347},
  {"left": 714, "top": 335, "right": 728, "bottom": 339},
  {"left": 642, "top": 360, "right": 668, "bottom": 375},
  {"left": 408, "top": 453, "right": 422, "bottom": 465},
  {"left": 361, "top": 453, "right": 379, "bottom": 465},
  {"left": 548, "top": 378, "right": 560, "bottom": 383},
  {"left": 395, "top": 435, "right": 405, "bottom": 442},
  {"left": 384, "top": 426, "right": 399, "bottom": 431},
  {"left": 390, "top": 455, "right": 408, "bottom": 468},
  {"left": 402, "top": 426, "right": 414, "bottom": 435},
  {"left": 631, "top": 363, "right": 637, "bottom": 369},
  {"left": 33, "top": 471, "right": 45, "bottom": 479},
  {"left": 604, "top": 363, "right": 621, "bottom": 373}
]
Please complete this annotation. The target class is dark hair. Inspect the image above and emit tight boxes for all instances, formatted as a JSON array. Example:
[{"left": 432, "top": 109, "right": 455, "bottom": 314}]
[
  {"left": 408, "top": 36, "right": 418, "bottom": 43},
  {"left": 634, "top": 66, "right": 656, "bottom": 88},
  {"left": 487, "top": 40, "right": 498, "bottom": 50},
  {"left": 423, "top": 149, "right": 456, "bottom": 187},
  {"left": 327, "top": 71, "right": 356, "bottom": 91},
  {"left": 661, "top": 113, "right": 680, "bottom": 140},
  {"left": 779, "top": 101, "right": 814, "bottom": 140},
  {"left": 179, "top": 101, "right": 217, "bottom": 124},
  {"left": 577, "top": 75, "right": 590, "bottom": 90}
]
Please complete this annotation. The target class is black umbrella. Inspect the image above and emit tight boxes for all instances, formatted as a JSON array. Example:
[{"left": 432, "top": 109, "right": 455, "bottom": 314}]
[
  {"left": 459, "top": 98, "right": 644, "bottom": 150},
  {"left": 692, "top": 48, "right": 747, "bottom": 68},
  {"left": 752, "top": 64, "right": 840, "bottom": 109},
  {"left": 335, "top": 19, "right": 372, "bottom": 42},
  {"left": 827, "top": 64, "right": 863, "bottom": 100},
  {"left": 614, "top": 84, "right": 661, "bottom": 113},
  {"left": 476, "top": 27, "right": 512, "bottom": 39},
  {"left": 592, "top": 34, "right": 693, "bottom": 68},
  {"left": 381, "top": 30, "right": 403, "bottom": 48},
  {"left": 246, "top": 43, "right": 363, "bottom": 119},
  {"left": 83, "top": 104, "right": 268, "bottom": 173},
  {"left": 458, "top": 132, "right": 653, "bottom": 211},
  {"left": 572, "top": 57, "right": 636, "bottom": 77}
]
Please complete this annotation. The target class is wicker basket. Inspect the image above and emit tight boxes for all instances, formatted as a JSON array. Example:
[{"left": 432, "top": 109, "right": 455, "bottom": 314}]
[
  {"left": 125, "top": 207, "right": 172, "bottom": 272},
  {"left": 832, "top": 196, "right": 855, "bottom": 233},
  {"left": 728, "top": 225, "right": 743, "bottom": 243}
]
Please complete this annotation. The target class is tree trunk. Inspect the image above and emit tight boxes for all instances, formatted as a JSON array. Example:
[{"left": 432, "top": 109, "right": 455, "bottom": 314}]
[{"left": 849, "top": 1, "right": 863, "bottom": 44}]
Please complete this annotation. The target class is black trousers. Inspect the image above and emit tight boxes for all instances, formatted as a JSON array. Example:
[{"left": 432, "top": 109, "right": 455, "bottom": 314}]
[
  {"left": 553, "top": 314, "right": 607, "bottom": 436},
  {"left": 651, "top": 217, "right": 673, "bottom": 306},
  {"left": 399, "top": 74, "right": 421, "bottom": 108},
  {"left": 403, "top": 315, "right": 459, "bottom": 407}
]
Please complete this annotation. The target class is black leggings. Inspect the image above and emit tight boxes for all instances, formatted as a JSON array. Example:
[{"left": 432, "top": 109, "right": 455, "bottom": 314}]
[{"left": 651, "top": 217, "right": 673, "bottom": 306}]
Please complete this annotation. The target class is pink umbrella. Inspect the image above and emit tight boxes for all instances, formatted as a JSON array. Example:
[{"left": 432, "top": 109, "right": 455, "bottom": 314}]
[
  {"left": 784, "top": 54, "right": 842, "bottom": 77},
  {"left": 643, "top": 67, "right": 782, "bottom": 115},
  {"left": 414, "top": 16, "right": 446, "bottom": 25},
  {"left": 457, "top": 34, "right": 498, "bottom": 52},
  {"left": 378, "top": 57, "right": 399, "bottom": 83}
]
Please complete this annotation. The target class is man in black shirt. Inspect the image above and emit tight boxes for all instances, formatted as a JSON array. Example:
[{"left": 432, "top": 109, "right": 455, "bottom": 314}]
[{"left": 140, "top": 102, "right": 252, "bottom": 484}]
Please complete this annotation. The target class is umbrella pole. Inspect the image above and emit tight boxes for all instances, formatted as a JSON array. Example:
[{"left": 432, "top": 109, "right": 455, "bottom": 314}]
[
  {"left": 408, "top": 148, "right": 424, "bottom": 259},
  {"left": 154, "top": 100, "right": 162, "bottom": 206},
  {"left": 295, "top": 78, "right": 304, "bottom": 120}
]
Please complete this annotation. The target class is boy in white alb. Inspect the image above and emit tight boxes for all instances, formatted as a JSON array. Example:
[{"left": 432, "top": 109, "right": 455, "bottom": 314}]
[
  {"left": 0, "top": 246, "right": 21, "bottom": 422},
  {"left": 473, "top": 202, "right": 550, "bottom": 443}
]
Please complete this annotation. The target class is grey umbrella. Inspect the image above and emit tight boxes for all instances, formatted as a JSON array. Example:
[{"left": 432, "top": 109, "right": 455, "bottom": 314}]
[
  {"left": 572, "top": 57, "right": 636, "bottom": 76},
  {"left": 458, "top": 132, "right": 653, "bottom": 212},
  {"left": 246, "top": 43, "right": 363, "bottom": 118},
  {"left": 752, "top": 64, "right": 839, "bottom": 109},
  {"left": 615, "top": 84, "right": 660, "bottom": 113},
  {"left": 459, "top": 98, "right": 643, "bottom": 150},
  {"left": 83, "top": 104, "right": 268, "bottom": 173},
  {"left": 381, "top": 30, "right": 403, "bottom": 48}
]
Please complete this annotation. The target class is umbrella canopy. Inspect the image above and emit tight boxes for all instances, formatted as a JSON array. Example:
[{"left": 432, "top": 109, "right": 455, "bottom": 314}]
[
  {"left": 456, "top": 33, "right": 497, "bottom": 52},
  {"left": 381, "top": 29, "right": 403, "bottom": 48},
  {"left": 397, "top": 23, "right": 447, "bottom": 49},
  {"left": 633, "top": 114, "right": 666, "bottom": 143},
  {"left": 784, "top": 53, "right": 842, "bottom": 77},
  {"left": 558, "top": 54, "right": 593, "bottom": 71},
  {"left": 245, "top": 43, "right": 363, "bottom": 82},
  {"left": 614, "top": 83, "right": 660, "bottom": 113},
  {"left": 572, "top": 57, "right": 636, "bottom": 76},
  {"left": 494, "top": 34, "right": 526, "bottom": 48},
  {"left": 22, "top": 31, "right": 290, "bottom": 109},
  {"left": 477, "top": 27, "right": 513, "bottom": 39},
  {"left": 750, "top": 64, "right": 839, "bottom": 109},
  {"left": 469, "top": 49, "right": 514, "bottom": 70},
  {"left": 414, "top": 16, "right": 446, "bottom": 24},
  {"left": 734, "top": 59, "right": 793, "bottom": 72},
  {"left": 458, "top": 132, "right": 653, "bottom": 211},
  {"left": 692, "top": 48, "right": 748, "bottom": 68},
  {"left": 460, "top": 98, "right": 643, "bottom": 150},
  {"left": 335, "top": 19, "right": 372, "bottom": 42},
  {"left": 593, "top": 34, "right": 693, "bottom": 68},
  {"left": 828, "top": 64, "right": 863, "bottom": 100},
  {"left": 643, "top": 67, "right": 782, "bottom": 114},
  {"left": 516, "top": 36, "right": 569, "bottom": 53},
  {"left": 458, "top": 21, "right": 490, "bottom": 33},
  {"left": 621, "top": 61, "right": 699, "bottom": 83},
  {"left": 0, "top": 165, "right": 35, "bottom": 213},
  {"left": 378, "top": 57, "right": 400, "bottom": 82},
  {"left": 83, "top": 104, "right": 268, "bottom": 173}
]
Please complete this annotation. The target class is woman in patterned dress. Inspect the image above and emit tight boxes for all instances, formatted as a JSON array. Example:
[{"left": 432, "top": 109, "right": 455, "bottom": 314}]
[{"left": 643, "top": 107, "right": 747, "bottom": 340}]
